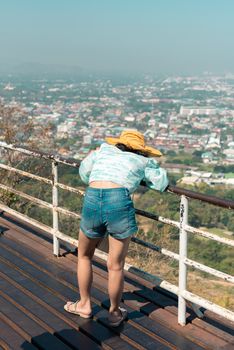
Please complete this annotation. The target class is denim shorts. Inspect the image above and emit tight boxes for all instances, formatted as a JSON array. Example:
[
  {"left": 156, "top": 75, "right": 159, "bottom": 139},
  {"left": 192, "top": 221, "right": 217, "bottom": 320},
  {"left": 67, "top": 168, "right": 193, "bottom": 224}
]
[{"left": 80, "top": 187, "right": 138, "bottom": 239}]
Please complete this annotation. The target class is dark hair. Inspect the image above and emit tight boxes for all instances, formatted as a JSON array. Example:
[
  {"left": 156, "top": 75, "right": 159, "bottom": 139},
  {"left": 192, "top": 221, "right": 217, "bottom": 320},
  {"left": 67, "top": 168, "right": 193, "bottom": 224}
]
[{"left": 115, "top": 143, "right": 148, "bottom": 157}]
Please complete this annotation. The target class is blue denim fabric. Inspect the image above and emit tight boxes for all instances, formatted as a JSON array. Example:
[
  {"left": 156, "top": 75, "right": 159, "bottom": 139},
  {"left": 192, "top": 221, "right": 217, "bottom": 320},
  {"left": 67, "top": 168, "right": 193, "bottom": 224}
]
[{"left": 80, "top": 187, "right": 138, "bottom": 239}]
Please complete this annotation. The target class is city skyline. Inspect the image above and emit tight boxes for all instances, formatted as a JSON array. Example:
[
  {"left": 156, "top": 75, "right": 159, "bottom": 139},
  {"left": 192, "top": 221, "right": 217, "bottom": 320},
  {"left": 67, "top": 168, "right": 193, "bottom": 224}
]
[{"left": 0, "top": 0, "right": 234, "bottom": 74}]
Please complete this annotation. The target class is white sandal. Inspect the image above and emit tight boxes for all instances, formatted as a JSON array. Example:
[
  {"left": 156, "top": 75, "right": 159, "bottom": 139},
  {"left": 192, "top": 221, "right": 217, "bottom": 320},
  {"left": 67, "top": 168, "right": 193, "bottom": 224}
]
[{"left": 64, "top": 300, "right": 92, "bottom": 318}]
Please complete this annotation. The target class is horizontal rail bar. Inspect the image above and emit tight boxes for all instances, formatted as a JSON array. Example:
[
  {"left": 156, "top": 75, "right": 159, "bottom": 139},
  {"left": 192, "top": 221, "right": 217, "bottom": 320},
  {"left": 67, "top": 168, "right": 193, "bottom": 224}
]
[
  {"left": 0, "top": 203, "right": 54, "bottom": 235},
  {"left": 0, "top": 183, "right": 81, "bottom": 219},
  {"left": 131, "top": 237, "right": 234, "bottom": 282},
  {"left": 4, "top": 161, "right": 231, "bottom": 247},
  {"left": 1, "top": 180, "right": 233, "bottom": 248},
  {"left": 126, "top": 266, "right": 234, "bottom": 322},
  {"left": 56, "top": 182, "right": 85, "bottom": 195},
  {"left": 182, "top": 290, "right": 234, "bottom": 323},
  {"left": 0, "top": 163, "right": 84, "bottom": 195},
  {"left": 135, "top": 208, "right": 180, "bottom": 228},
  {"left": 131, "top": 236, "right": 179, "bottom": 260},
  {"left": 56, "top": 206, "right": 81, "bottom": 219},
  {"left": 136, "top": 208, "right": 234, "bottom": 247},
  {"left": 0, "top": 202, "right": 105, "bottom": 261},
  {"left": 2, "top": 181, "right": 231, "bottom": 281},
  {"left": 0, "top": 141, "right": 81, "bottom": 168},
  {"left": 0, "top": 183, "right": 53, "bottom": 210},
  {"left": 0, "top": 163, "right": 52, "bottom": 184},
  {"left": 185, "top": 224, "right": 234, "bottom": 247},
  {"left": 168, "top": 185, "right": 234, "bottom": 210},
  {"left": 1, "top": 141, "right": 234, "bottom": 209},
  {"left": 184, "top": 258, "right": 234, "bottom": 283}
]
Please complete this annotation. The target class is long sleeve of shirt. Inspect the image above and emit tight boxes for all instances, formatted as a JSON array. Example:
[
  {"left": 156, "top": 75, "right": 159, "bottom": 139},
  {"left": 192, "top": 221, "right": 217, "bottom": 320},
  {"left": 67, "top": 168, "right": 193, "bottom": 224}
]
[
  {"left": 78, "top": 143, "right": 169, "bottom": 193},
  {"left": 143, "top": 158, "right": 169, "bottom": 192},
  {"left": 79, "top": 150, "right": 98, "bottom": 184}
]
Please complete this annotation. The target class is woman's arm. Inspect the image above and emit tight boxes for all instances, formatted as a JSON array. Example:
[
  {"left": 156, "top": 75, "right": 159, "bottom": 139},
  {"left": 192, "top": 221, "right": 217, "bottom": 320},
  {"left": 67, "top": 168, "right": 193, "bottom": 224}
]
[
  {"left": 79, "top": 150, "right": 98, "bottom": 184},
  {"left": 144, "top": 158, "right": 169, "bottom": 192}
]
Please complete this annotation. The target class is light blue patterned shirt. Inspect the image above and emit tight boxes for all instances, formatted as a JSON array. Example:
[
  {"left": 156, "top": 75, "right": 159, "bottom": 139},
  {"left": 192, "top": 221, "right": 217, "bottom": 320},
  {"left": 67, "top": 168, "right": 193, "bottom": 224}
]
[{"left": 79, "top": 143, "right": 169, "bottom": 193}]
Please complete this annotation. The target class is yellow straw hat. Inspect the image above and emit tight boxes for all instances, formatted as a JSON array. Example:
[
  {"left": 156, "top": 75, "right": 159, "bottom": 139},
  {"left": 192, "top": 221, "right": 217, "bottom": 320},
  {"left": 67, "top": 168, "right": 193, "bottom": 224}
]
[{"left": 105, "top": 130, "right": 162, "bottom": 157}]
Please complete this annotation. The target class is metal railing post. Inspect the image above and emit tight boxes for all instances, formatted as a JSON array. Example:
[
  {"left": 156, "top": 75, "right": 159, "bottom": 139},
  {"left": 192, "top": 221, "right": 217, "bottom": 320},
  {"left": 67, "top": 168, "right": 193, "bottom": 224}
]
[
  {"left": 52, "top": 161, "right": 60, "bottom": 256},
  {"left": 178, "top": 195, "right": 188, "bottom": 325}
]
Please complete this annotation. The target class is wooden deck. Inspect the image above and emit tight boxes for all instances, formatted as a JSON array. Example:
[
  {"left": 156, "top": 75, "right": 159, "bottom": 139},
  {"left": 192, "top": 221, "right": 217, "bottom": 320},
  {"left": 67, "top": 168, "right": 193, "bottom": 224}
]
[{"left": 0, "top": 211, "right": 233, "bottom": 350}]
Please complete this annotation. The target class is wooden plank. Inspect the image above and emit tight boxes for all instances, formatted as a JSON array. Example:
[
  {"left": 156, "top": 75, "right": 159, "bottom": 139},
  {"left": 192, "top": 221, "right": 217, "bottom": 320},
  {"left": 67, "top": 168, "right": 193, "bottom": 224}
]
[
  {"left": 0, "top": 273, "right": 134, "bottom": 350},
  {"left": 2, "top": 229, "right": 181, "bottom": 325},
  {"left": 95, "top": 276, "right": 233, "bottom": 346},
  {"left": 0, "top": 216, "right": 175, "bottom": 300},
  {"left": 119, "top": 299, "right": 205, "bottom": 350},
  {"left": 0, "top": 237, "right": 181, "bottom": 350},
  {"left": 129, "top": 272, "right": 234, "bottom": 345},
  {"left": 0, "top": 253, "right": 138, "bottom": 349},
  {"left": 0, "top": 238, "right": 209, "bottom": 350},
  {"left": 95, "top": 309, "right": 170, "bottom": 350},
  {"left": 2, "top": 226, "right": 181, "bottom": 317},
  {"left": 1, "top": 218, "right": 197, "bottom": 339},
  {"left": 0, "top": 218, "right": 192, "bottom": 320},
  {"left": 0, "top": 213, "right": 66, "bottom": 251},
  {"left": 0, "top": 341, "right": 10, "bottom": 350},
  {"left": 1, "top": 229, "right": 179, "bottom": 313},
  {"left": 0, "top": 278, "right": 101, "bottom": 350},
  {"left": 192, "top": 317, "right": 234, "bottom": 345},
  {"left": 1, "top": 270, "right": 136, "bottom": 350},
  {"left": 0, "top": 317, "right": 38, "bottom": 350},
  {"left": 203, "top": 310, "right": 234, "bottom": 335},
  {"left": 0, "top": 296, "right": 73, "bottom": 350},
  {"left": 134, "top": 287, "right": 192, "bottom": 320},
  {"left": 0, "top": 217, "right": 233, "bottom": 348},
  {"left": 0, "top": 238, "right": 184, "bottom": 349},
  {"left": 100, "top": 296, "right": 205, "bottom": 350},
  {"left": 2, "top": 233, "right": 233, "bottom": 350},
  {"left": 0, "top": 250, "right": 170, "bottom": 350},
  {"left": 141, "top": 302, "right": 230, "bottom": 350}
]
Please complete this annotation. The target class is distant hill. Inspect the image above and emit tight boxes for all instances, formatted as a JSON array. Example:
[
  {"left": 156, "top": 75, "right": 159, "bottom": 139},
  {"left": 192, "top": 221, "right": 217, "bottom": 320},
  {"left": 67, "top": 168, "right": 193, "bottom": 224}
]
[
  {"left": 0, "top": 62, "right": 88, "bottom": 80},
  {"left": 0, "top": 62, "right": 143, "bottom": 82}
]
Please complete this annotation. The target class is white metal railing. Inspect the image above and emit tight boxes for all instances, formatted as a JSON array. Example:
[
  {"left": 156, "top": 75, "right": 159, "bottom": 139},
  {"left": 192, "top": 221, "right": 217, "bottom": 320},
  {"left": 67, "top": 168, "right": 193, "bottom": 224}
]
[{"left": 0, "top": 141, "right": 233, "bottom": 326}]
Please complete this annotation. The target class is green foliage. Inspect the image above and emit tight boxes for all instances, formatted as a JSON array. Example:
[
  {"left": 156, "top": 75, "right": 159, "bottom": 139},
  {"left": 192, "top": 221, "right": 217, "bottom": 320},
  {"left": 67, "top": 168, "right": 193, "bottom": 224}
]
[
  {"left": 214, "top": 165, "right": 234, "bottom": 173},
  {"left": 166, "top": 150, "right": 177, "bottom": 156},
  {"left": 135, "top": 185, "right": 234, "bottom": 276},
  {"left": 188, "top": 235, "right": 234, "bottom": 275}
]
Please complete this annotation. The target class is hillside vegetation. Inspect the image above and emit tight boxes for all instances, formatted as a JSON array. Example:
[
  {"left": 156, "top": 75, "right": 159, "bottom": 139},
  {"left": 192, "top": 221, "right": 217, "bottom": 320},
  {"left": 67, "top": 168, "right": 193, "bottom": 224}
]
[{"left": 129, "top": 186, "right": 234, "bottom": 310}]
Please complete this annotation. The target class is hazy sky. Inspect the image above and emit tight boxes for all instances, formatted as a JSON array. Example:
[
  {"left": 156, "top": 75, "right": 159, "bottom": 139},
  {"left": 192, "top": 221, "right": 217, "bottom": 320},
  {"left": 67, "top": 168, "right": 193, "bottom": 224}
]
[{"left": 1, "top": 0, "right": 234, "bottom": 74}]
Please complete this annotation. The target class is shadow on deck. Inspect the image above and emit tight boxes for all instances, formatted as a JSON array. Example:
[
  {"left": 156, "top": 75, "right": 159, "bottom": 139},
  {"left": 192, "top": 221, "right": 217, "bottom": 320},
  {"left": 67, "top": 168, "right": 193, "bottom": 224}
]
[{"left": 0, "top": 212, "right": 233, "bottom": 350}]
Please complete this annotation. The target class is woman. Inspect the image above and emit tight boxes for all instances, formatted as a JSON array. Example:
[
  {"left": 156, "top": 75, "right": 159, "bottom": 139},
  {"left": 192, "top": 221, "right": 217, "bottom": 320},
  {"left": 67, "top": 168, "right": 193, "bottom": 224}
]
[{"left": 64, "top": 130, "right": 169, "bottom": 327}]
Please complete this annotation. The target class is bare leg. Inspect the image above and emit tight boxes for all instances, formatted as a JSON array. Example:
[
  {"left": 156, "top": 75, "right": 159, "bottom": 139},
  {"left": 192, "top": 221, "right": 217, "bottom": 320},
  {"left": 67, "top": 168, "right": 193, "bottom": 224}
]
[
  {"left": 65, "top": 230, "right": 101, "bottom": 315},
  {"left": 107, "top": 235, "right": 131, "bottom": 316}
]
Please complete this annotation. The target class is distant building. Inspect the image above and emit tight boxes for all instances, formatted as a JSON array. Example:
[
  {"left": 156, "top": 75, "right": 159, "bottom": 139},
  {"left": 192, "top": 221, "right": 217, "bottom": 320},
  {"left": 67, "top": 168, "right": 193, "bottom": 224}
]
[
  {"left": 201, "top": 152, "right": 214, "bottom": 163},
  {"left": 206, "top": 135, "right": 221, "bottom": 149},
  {"left": 4, "top": 83, "right": 15, "bottom": 91},
  {"left": 83, "top": 134, "right": 92, "bottom": 145},
  {"left": 164, "top": 163, "right": 198, "bottom": 174},
  {"left": 124, "top": 116, "right": 135, "bottom": 122},
  {"left": 180, "top": 106, "right": 217, "bottom": 116},
  {"left": 223, "top": 149, "right": 234, "bottom": 163},
  {"left": 57, "top": 124, "right": 68, "bottom": 139}
]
